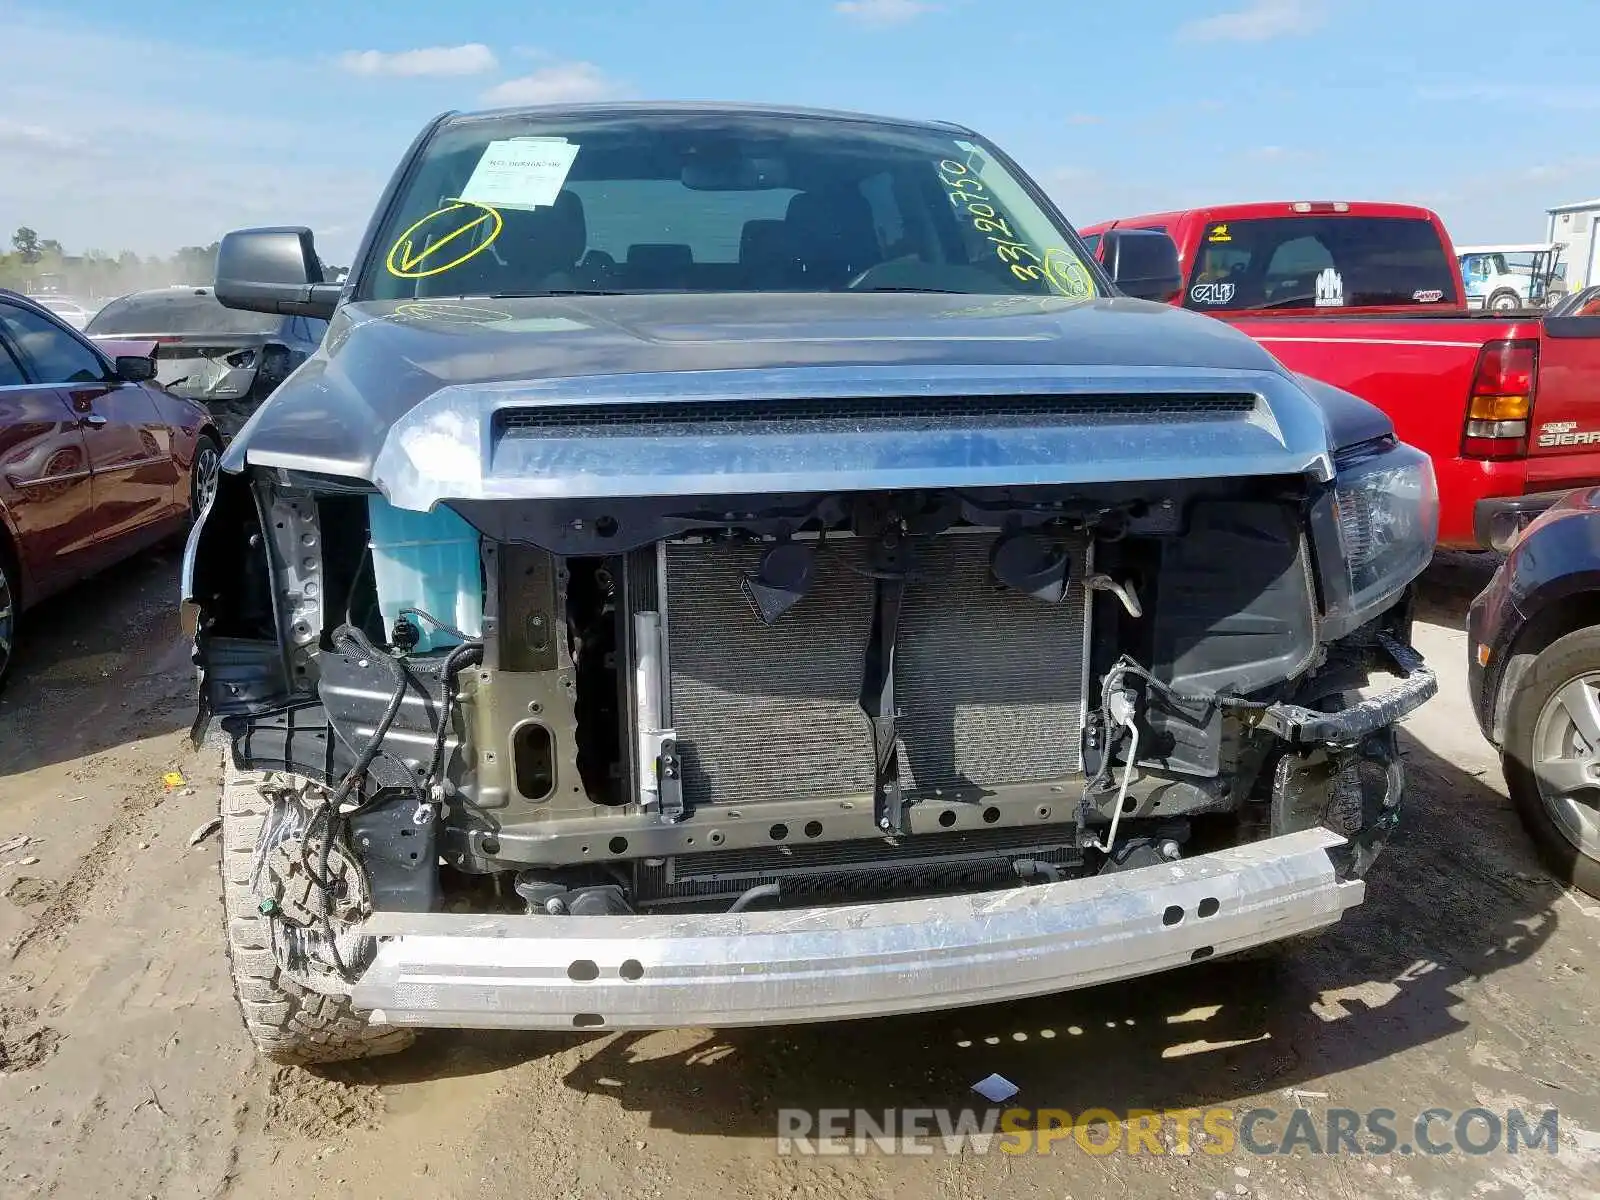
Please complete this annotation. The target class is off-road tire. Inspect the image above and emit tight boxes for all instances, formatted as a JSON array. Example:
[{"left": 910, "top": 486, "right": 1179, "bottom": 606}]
[
  {"left": 1501, "top": 627, "right": 1600, "bottom": 899},
  {"left": 219, "top": 760, "right": 415, "bottom": 1064},
  {"left": 1222, "top": 690, "right": 1372, "bottom": 964}
]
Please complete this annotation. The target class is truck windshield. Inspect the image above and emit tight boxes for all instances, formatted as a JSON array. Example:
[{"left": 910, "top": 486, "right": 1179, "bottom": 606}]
[
  {"left": 1184, "top": 216, "right": 1458, "bottom": 311},
  {"left": 358, "top": 111, "right": 1100, "bottom": 302}
]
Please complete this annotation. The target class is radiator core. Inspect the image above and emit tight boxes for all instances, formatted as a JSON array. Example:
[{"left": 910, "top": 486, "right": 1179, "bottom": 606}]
[{"left": 659, "top": 531, "right": 1090, "bottom": 811}]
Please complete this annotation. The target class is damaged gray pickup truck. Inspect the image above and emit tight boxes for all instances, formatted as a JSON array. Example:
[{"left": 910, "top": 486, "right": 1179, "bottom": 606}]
[{"left": 182, "top": 102, "right": 1440, "bottom": 1064}]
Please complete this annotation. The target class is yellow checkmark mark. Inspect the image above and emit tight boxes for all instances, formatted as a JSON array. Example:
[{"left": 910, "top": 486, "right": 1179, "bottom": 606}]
[{"left": 386, "top": 202, "right": 504, "bottom": 279}]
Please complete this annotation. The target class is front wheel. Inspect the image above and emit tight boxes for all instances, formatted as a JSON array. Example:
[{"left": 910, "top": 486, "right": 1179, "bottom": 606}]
[
  {"left": 1488, "top": 288, "right": 1523, "bottom": 312},
  {"left": 1502, "top": 627, "right": 1600, "bottom": 899},
  {"left": 218, "top": 760, "right": 415, "bottom": 1064},
  {"left": 0, "top": 548, "right": 18, "bottom": 690},
  {"left": 190, "top": 432, "right": 222, "bottom": 521}
]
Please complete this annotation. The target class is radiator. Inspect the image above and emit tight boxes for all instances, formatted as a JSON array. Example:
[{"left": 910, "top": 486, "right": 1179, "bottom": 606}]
[{"left": 657, "top": 530, "right": 1090, "bottom": 811}]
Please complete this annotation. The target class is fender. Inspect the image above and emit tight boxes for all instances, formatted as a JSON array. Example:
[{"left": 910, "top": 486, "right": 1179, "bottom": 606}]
[{"left": 1478, "top": 493, "right": 1600, "bottom": 742}]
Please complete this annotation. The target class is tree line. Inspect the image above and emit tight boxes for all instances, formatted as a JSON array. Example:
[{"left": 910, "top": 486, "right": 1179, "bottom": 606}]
[{"left": 3, "top": 226, "right": 224, "bottom": 303}]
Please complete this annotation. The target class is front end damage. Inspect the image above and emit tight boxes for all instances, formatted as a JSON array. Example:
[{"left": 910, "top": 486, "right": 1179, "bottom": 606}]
[{"left": 183, "top": 364, "right": 1437, "bottom": 1031}]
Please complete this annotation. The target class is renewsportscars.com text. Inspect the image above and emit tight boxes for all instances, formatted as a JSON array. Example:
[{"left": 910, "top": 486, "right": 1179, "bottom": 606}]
[{"left": 776, "top": 1106, "right": 1561, "bottom": 1157}]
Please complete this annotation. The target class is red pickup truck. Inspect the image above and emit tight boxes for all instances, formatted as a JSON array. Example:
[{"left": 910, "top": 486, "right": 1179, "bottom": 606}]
[{"left": 1079, "top": 202, "right": 1600, "bottom": 550}]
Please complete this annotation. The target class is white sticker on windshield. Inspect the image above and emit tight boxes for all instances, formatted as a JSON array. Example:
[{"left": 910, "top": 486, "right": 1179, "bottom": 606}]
[
  {"left": 457, "top": 138, "right": 579, "bottom": 211},
  {"left": 1314, "top": 266, "right": 1345, "bottom": 307},
  {"left": 1190, "top": 281, "right": 1236, "bottom": 305}
]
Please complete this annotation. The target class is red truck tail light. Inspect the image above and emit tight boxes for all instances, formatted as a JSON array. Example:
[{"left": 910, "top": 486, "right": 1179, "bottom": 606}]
[{"left": 1462, "top": 339, "right": 1538, "bottom": 460}]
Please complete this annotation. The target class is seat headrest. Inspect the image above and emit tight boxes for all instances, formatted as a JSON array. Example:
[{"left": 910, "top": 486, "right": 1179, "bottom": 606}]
[
  {"left": 626, "top": 243, "right": 694, "bottom": 270},
  {"left": 784, "top": 188, "right": 879, "bottom": 280},
  {"left": 496, "top": 190, "right": 588, "bottom": 272},
  {"left": 739, "top": 219, "right": 792, "bottom": 262},
  {"left": 785, "top": 189, "right": 874, "bottom": 239}
]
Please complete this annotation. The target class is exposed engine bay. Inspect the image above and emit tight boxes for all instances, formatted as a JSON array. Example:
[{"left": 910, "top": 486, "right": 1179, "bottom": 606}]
[{"left": 188, "top": 464, "right": 1433, "bottom": 934}]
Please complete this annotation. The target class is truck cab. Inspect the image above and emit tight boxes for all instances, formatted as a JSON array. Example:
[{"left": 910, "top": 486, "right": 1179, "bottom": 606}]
[
  {"left": 1083, "top": 203, "right": 1600, "bottom": 551},
  {"left": 1082, "top": 201, "right": 1467, "bottom": 317}
]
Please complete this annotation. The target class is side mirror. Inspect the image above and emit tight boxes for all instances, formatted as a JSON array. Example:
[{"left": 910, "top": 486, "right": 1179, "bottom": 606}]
[
  {"left": 114, "top": 354, "right": 156, "bottom": 383},
  {"left": 215, "top": 227, "right": 342, "bottom": 319},
  {"left": 1101, "top": 228, "right": 1183, "bottom": 304}
]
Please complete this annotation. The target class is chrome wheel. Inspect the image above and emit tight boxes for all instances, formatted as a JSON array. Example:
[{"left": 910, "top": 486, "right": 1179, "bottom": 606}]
[
  {"left": 1530, "top": 673, "right": 1600, "bottom": 858},
  {"left": 192, "top": 438, "right": 221, "bottom": 517}
]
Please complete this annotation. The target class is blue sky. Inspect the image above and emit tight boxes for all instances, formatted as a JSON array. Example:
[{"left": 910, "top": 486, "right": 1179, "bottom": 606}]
[{"left": 2, "top": 0, "right": 1597, "bottom": 261}]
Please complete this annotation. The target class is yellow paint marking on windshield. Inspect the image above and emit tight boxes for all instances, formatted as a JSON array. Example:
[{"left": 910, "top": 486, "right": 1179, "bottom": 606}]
[
  {"left": 1043, "top": 248, "right": 1094, "bottom": 299},
  {"left": 937, "top": 157, "right": 1095, "bottom": 299},
  {"left": 385, "top": 202, "right": 503, "bottom": 279},
  {"left": 394, "top": 299, "right": 513, "bottom": 323}
]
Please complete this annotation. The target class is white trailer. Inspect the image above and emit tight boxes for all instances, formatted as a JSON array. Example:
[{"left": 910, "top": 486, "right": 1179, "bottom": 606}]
[{"left": 1547, "top": 198, "right": 1600, "bottom": 292}]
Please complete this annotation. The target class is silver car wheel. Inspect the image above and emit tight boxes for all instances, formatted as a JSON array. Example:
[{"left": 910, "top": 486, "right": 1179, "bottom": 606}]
[
  {"left": 193, "top": 440, "right": 221, "bottom": 516},
  {"left": 1531, "top": 673, "right": 1600, "bottom": 857},
  {"left": 0, "top": 559, "right": 14, "bottom": 679}
]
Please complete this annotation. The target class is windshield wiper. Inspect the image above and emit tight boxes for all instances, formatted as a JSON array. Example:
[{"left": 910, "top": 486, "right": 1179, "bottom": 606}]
[
  {"left": 487, "top": 289, "right": 633, "bottom": 298},
  {"left": 481, "top": 286, "right": 976, "bottom": 298},
  {"left": 845, "top": 286, "right": 972, "bottom": 295}
]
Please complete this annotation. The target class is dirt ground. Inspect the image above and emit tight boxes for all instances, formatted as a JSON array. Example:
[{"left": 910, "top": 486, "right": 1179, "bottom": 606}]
[{"left": 0, "top": 546, "right": 1597, "bottom": 1200}]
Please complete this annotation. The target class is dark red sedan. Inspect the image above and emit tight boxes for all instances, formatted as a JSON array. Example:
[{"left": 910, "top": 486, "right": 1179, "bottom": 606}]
[{"left": 0, "top": 289, "right": 221, "bottom": 686}]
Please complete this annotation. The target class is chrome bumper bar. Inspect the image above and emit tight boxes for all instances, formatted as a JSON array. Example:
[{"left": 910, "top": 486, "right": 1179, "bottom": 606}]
[{"left": 351, "top": 827, "right": 1362, "bottom": 1031}]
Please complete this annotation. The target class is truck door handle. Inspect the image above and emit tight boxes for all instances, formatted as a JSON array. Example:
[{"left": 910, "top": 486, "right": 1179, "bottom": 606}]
[{"left": 79, "top": 413, "right": 108, "bottom": 428}]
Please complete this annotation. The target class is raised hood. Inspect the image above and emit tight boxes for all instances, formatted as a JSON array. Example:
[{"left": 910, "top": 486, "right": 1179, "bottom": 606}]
[{"left": 221, "top": 291, "right": 1375, "bottom": 511}]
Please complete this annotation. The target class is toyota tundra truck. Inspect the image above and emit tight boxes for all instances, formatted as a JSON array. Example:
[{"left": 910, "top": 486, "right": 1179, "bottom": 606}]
[
  {"left": 1082, "top": 202, "right": 1600, "bottom": 551},
  {"left": 182, "top": 104, "right": 1438, "bottom": 1064}
]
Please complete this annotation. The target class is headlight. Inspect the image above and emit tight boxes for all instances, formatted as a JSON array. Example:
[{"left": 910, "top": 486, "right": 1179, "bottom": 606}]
[{"left": 1323, "top": 442, "right": 1438, "bottom": 638}]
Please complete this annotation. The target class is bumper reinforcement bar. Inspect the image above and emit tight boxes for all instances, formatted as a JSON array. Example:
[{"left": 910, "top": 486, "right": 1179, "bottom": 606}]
[
  {"left": 351, "top": 827, "right": 1362, "bottom": 1031},
  {"left": 1255, "top": 633, "right": 1436, "bottom": 746}
]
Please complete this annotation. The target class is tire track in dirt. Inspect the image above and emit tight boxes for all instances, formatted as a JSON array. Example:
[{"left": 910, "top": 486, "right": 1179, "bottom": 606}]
[
  {"left": 0, "top": 555, "right": 198, "bottom": 1085},
  {"left": 0, "top": 756, "right": 185, "bottom": 1079},
  {"left": 4, "top": 774, "right": 169, "bottom": 963}
]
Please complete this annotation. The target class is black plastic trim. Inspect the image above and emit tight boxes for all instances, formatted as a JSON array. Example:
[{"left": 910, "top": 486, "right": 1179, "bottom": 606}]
[
  {"left": 1473, "top": 489, "right": 1568, "bottom": 549},
  {"left": 1255, "top": 634, "right": 1436, "bottom": 746}
]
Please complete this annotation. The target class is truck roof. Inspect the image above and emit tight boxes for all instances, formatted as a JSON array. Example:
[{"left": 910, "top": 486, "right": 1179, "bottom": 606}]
[
  {"left": 1455, "top": 243, "right": 1563, "bottom": 256},
  {"left": 1081, "top": 200, "right": 1444, "bottom": 232},
  {"left": 438, "top": 100, "right": 976, "bottom": 138}
]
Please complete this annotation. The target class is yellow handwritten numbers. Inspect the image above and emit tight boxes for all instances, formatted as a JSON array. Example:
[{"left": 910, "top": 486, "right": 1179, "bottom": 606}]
[
  {"left": 938, "top": 160, "right": 1092, "bottom": 298},
  {"left": 385, "top": 202, "right": 504, "bottom": 279}
]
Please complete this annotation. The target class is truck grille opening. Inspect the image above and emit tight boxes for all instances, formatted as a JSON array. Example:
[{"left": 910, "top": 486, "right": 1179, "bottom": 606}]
[
  {"left": 645, "top": 528, "right": 1090, "bottom": 812},
  {"left": 633, "top": 824, "right": 1087, "bottom": 908},
  {"left": 495, "top": 393, "right": 1258, "bottom": 439}
]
